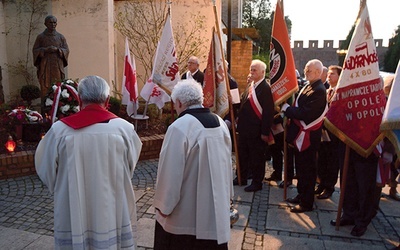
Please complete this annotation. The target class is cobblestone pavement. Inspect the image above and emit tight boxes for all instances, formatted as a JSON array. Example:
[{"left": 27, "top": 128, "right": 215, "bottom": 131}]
[{"left": 1, "top": 159, "right": 399, "bottom": 249}]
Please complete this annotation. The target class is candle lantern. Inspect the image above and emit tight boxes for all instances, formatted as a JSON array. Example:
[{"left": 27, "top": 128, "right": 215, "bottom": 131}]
[{"left": 5, "top": 135, "right": 16, "bottom": 153}]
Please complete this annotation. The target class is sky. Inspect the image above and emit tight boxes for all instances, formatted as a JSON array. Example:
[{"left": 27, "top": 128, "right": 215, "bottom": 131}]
[{"left": 278, "top": 0, "right": 400, "bottom": 48}]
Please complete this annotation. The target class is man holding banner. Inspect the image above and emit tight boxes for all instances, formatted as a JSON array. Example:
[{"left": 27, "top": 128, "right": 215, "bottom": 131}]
[
  {"left": 282, "top": 59, "right": 328, "bottom": 213},
  {"left": 325, "top": 2, "right": 387, "bottom": 237}
]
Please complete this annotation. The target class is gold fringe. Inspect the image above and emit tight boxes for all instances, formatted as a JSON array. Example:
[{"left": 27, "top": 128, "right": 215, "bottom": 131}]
[{"left": 324, "top": 118, "right": 384, "bottom": 158}]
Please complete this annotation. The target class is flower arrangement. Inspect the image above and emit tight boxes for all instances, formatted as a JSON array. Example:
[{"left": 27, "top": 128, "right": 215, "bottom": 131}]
[
  {"left": 8, "top": 106, "right": 43, "bottom": 124},
  {"left": 44, "top": 79, "right": 80, "bottom": 123}
]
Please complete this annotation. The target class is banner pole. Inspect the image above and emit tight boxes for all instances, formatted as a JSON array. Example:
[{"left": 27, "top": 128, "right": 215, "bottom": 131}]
[
  {"left": 212, "top": 0, "right": 241, "bottom": 185},
  {"left": 283, "top": 118, "right": 288, "bottom": 200},
  {"left": 335, "top": 144, "right": 350, "bottom": 230}
]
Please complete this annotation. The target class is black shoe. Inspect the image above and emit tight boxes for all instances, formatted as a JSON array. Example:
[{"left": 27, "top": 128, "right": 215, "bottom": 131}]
[
  {"left": 279, "top": 180, "right": 293, "bottom": 188},
  {"left": 290, "top": 205, "right": 312, "bottom": 213},
  {"left": 286, "top": 196, "right": 300, "bottom": 204},
  {"left": 233, "top": 178, "right": 247, "bottom": 186},
  {"left": 317, "top": 190, "right": 333, "bottom": 199},
  {"left": 389, "top": 189, "right": 400, "bottom": 201},
  {"left": 244, "top": 184, "right": 262, "bottom": 192},
  {"left": 330, "top": 218, "right": 355, "bottom": 226},
  {"left": 264, "top": 176, "right": 282, "bottom": 182},
  {"left": 314, "top": 185, "right": 324, "bottom": 195},
  {"left": 351, "top": 225, "right": 368, "bottom": 237}
]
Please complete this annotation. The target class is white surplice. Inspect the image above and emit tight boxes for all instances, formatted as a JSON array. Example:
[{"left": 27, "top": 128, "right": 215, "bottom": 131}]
[
  {"left": 153, "top": 113, "right": 233, "bottom": 244},
  {"left": 35, "top": 118, "right": 142, "bottom": 249}
]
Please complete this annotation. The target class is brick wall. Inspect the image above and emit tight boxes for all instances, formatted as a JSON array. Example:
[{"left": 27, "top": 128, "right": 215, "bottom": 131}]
[
  {"left": 138, "top": 134, "right": 164, "bottom": 161},
  {"left": 0, "top": 151, "right": 36, "bottom": 179},
  {"left": 230, "top": 40, "right": 253, "bottom": 95},
  {"left": 0, "top": 134, "right": 164, "bottom": 180}
]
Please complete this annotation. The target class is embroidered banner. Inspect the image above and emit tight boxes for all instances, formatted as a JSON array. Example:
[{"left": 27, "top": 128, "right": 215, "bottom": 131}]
[
  {"left": 269, "top": 0, "right": 298, "bottom": 106},
  {"left": 325, "top": 3, "right": 386, "bottom": 157}
]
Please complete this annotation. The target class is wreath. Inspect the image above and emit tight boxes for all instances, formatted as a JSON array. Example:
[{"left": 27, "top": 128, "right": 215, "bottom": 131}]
[
  {"left": 44, "top": 79, "right": 80, "bottom": 123},
  {"left": 8, "top": 106, "right": 43, "bottom": 124}
]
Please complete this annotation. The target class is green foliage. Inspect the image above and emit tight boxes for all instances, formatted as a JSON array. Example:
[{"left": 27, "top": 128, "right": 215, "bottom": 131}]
[
  {"left": 108, "top": 96, "right": 122, "bottom": 116},
  {"left": 383, "top": 25, "right": 400, "bottom": 73},
  {"left": 242, "top": 0, "right": 292, "bottom": 56},
  {"left": 20, "top": 84, "right": 40, "bottom": 106},
  {"left": 338, "top": 25, "right": 356, "bottom": 67}
]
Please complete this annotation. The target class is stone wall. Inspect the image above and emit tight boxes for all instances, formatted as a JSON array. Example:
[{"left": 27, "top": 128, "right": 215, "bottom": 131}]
[
  {"left": 292, "top": 39, "right": 388, "bottom": 75},
  {"left": 0, "top": 135, "right": 164, "bottom": 180}
]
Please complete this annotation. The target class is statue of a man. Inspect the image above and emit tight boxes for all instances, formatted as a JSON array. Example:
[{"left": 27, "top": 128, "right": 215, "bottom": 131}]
[{"left": 33, "top": 15, "right": 69, "bottom": 98}]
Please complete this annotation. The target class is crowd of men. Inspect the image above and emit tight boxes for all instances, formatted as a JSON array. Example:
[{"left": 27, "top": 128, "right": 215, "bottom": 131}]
[{"left": 34, "top": 52, "right": 399, "bottom": 249}]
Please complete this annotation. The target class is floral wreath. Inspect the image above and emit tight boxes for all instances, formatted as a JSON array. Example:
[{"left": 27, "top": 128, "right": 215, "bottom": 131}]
[
  {"left": 8, "top": 106, "right": 43, "bottom": 124},
  {"left": 45, "top": 79, "right": 80, "bottom": 123}
]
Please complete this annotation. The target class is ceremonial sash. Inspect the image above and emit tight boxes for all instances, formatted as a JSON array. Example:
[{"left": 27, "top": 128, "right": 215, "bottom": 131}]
[
  {"left": 292, "top": 84, "right": 328, "bottom": 152},
  {"left": 248, "top": 82, "right": 262, "bottom": 119},
  {"left": 248, "top": 82, "right": 274, "bottom": 144},
  {"left": 375, "top": 142, "right": 391, "bottom": 186}
]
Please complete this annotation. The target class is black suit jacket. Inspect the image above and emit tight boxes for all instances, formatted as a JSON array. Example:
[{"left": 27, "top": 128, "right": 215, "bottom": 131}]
[
  {"left": 237, "top": 79, "right": 274, "bottom": 138},
  {"left": 285, "top": 79, "right": 327, "bottom": 149},
  {"left": 181, "top": 70, "right": 204, "bottom": 86}
]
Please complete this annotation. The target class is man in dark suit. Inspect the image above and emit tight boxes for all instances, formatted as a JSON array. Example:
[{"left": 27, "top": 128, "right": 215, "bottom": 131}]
[
  {"left": 235, "top": 59, "right": 275, "bottom": 192},
  {"left": 281, "top": 59, "right": 327, "bottom": 213},
  {"left": 181, "top": 56, "right": 204, "bottom": 87}
]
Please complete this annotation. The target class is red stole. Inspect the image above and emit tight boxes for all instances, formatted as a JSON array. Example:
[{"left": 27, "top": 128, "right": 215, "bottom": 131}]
[{"left": 61, "top": 104, "right": 118, "bottom": 129}]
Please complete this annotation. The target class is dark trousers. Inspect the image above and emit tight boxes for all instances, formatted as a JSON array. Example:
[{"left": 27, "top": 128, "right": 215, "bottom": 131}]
[
  {"left": 294, "top": 146, "right": 318, "bottom": 210},
  {"left": 238, "top": 133, "right": 267, "bottom": 186},
  {"left": 285, "top": 145, "right": 295, "bottom": 181},
  {"left": 269, "top": 132, "right": 284, "bottom": 180},
  {"left": 154, "top": 221, "right": 228, "bottom": 250},
  {"left": 340, "top": 148, "right": 378, "bottom": 227},
  {"left": 317, "top": 138, "right": 340, "bottom": 191}
]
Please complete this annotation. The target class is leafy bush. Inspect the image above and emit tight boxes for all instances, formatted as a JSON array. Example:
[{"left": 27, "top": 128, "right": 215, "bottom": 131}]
[{"left": 20, "top": 84, "right": 40, "bottom": 107}]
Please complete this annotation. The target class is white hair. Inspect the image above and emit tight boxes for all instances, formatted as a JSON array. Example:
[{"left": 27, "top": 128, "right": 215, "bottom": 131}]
[{"left": 171, "top": 79, "right": 203, "bottom": 106}]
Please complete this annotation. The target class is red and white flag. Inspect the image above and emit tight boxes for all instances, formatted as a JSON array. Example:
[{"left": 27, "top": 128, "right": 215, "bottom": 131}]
[
  {"left": 380, "top": 60, "right": 400, "bottom": 156},
  {"left": 203, "top": 32, "right": 216, "bottom": 110},
  {"left": 140, "top": 14, "right": 180, "bottom": 109},
  {"left": 325, "top": 3, "right": 386, "bottom": 157},
  {"left": 203, "top": 29, "right": 229, "bottom": 118},
  {"left": 121, "top": 38, "right": 138, "bottom": 116},
  {"left": 269, "top": 0, "right": 298, "bottom": 106}
]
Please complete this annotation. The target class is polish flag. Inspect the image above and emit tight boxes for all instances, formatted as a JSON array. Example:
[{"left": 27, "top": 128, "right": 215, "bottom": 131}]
[{"left": 121, "top": 38, "right": 138, "bottom": 116}]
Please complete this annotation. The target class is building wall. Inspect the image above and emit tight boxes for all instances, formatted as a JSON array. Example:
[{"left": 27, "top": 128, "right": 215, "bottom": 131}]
[
  {"left": 0, "top": 2, "right": 7, "bottom": 103},
  {"left": 292, "top": 39, "right": 388, "bottom": 75},
  {"left": 114, "top": 0, "right": 222, "bottom": 93},
  {"left": 0, "top": 0, "right": 221, "bottom": 103},
  {"left": 51, "top": 0, "right": 116, "bottom": 86},
  {"left": 230, "top": 40, "right": 252, "bottom": 94},
  {"left": 221, "top": 0, "right": 242, "bottom": 28}
]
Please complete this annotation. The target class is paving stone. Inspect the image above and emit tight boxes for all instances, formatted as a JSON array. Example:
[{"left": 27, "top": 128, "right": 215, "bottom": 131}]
[{"left": 0, "top": 159, "right": 399, "bottom": 249}]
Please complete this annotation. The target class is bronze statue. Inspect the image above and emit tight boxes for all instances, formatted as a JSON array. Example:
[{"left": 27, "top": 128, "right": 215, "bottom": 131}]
[{"left": 33, "top": 15, "right": 69, "bottom": 98}]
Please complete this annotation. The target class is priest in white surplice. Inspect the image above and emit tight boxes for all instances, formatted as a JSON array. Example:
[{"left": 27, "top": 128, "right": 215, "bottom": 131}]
[
  {"left": 153, "top": 79, "right": 233, "bottom": 249},
  {"left": 35, "top": 75, "right": 142, "bottom": 249}
]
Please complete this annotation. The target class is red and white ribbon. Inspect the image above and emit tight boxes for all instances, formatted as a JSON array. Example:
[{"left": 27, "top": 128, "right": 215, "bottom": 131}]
[{"left": 50, "top": 82, "right": 79, "bottom": 124}]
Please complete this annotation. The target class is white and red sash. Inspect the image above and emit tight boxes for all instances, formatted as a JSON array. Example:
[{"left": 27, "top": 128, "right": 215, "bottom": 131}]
[
  {"left": 292, "top": 84, "right": 328, "bottom": 152},
  {"left": 248, "top": 81, "right": 274, "bottom": 144},
  {"left": 248, "top": 82, "right": 262, "bottom": 119}
]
